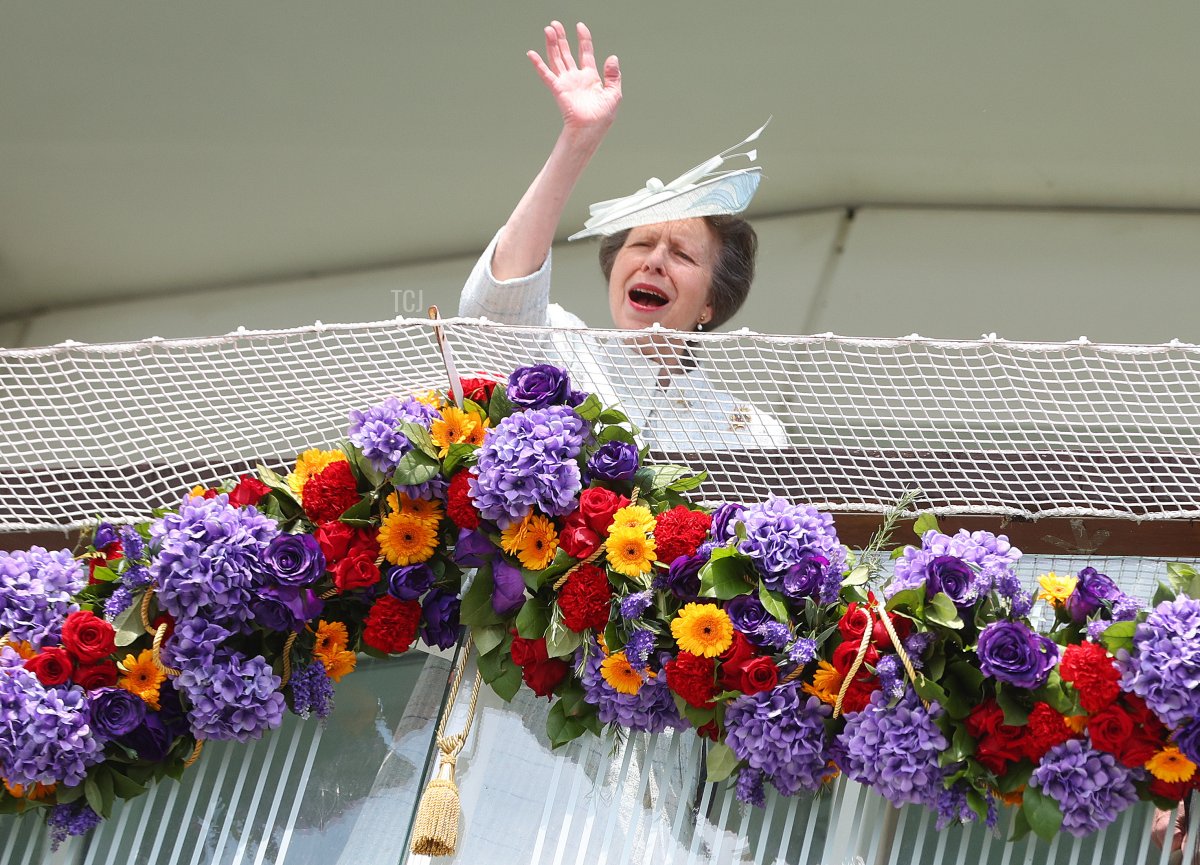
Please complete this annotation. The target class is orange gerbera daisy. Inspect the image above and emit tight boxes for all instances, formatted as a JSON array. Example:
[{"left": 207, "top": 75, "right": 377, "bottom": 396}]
[
  {"left": 1148, "top": 746, "right": 1197, "bottom": 784},
  {"left": 317, "top": 648, "right": 358, "bottom": 682},
  {"left": 118, "top": 649, "right": 166, "bottom": 710},
  {"left": 605, "top": 528, "right": 656, "bottom": 578},
  {"left": 288, "top": 448, "right": 349, "bottom": 498},
  {"left": 803, "top": 660, "right": 844, "bottom": 706},
  {"left": 378, "top": 511, "right": 437, "bottom": 565},
  {"left": 3, "top": 639, "right": 36, "bottom": 660},
  {"left": 3, "top": 779, "right": 56, "bottom": 800},
  {"left": 313, "top": 620, "right": 350, "bottom": 656},
  {"left": 601, "top": 652, "right": 644, "bottom": 695},
  {"left": 671, "top": 603, "right": 734, "bottom": 657},
  {"left": 501, "top": 513, "right": 558, "bottom": 571},
  {"left": 430, "top": 406, "right": 489, "bottom": 457},
  {"left": 387, "top": 491, "right": 444, "bottom": 525}
]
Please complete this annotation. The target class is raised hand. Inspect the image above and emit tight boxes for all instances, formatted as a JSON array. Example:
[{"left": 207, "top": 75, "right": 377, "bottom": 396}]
[{"left": 527, "top": 21, "right": 622, "bottom": 137}]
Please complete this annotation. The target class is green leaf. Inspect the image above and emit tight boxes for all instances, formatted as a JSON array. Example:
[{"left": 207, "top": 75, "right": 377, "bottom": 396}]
[
  {"left": 597, "top": 407, "right": 630, "bottom": 425},
  {"left": 1009, "top": 805, "right": 1032, "bottom": 842},
  {"left": 112, "top": 597, "right": 146, "bottom": 647},
  {"left": 699, "top": 549, "right": 752, "bottom": 600},
  {"left": 758, "top": 585, "right": 790, "bottom": 624},
  {"left": 885, "top": 587, "right": 926, "bottom": 617},
  {"left": 926, "top": 592, "right": 964, "bottom": 630},
  {"left": 442, "top": 443, "right": 477, "bottom": 477},
  {"left": 666, "top": 472, "right": 708, "bottom": 493},
  {"left": 110, "top": 770, "right": 147, "bottom": 800},
  {"left": 995, "top": 686, "right": 1030, "bottom": 725},
  {"left": 516, "top": 600, "right": 551, "bottom": 639},
  {"left": 490, "top": 661, "right": 523, "bottom": 702},
  {"left": 90, "top": 565, "right": 119, "bottom": 583},
  {"left": 399, "top": 421, "right": 439, "bottom": 459},
  {"left": 460, "top": 563, "right": 504, "bottom": 628},
  {"left": 339, "top": 438, "right": 385, "bottom": 489},
  {"left": 88, "top": 768, "right": 115, "bottom": 818},
  {"left": 1021, "top": 784, "right": 1063, "bottom": 842},
  {"left": 913, "top": 513, "right": 940, "bottom": 537},
  {"left": 1152, "top": 581, "right": 1175, "bottom": 607},
  {"left": 546, "top": 700, "right": 588, "bottom": 749},
  {"left": 573, "top": 393, "right": 603, "bottom": 423},
  {"left": 339, "top": 493, "right": 375, "bottom": 526},
  {"left": 472, "top": 623, "right": 507, "bottom": 657},
  {"left": 1100, "top": 619, "right": 1137, "bottom": 655},
  {"left": 950, "top": 723, "right": 976, "bottom": 761},
  {"left": 604, "top": 620, "right": 625, "bottom": 653},
  {"left": 841, "top": 565, "right": 870, "bottom": 588},
  {"left": 524, "top": 548, "right": 575, "bottom": 590},
  {"left": 705, "top": 742, "right": 739, "bottom": 783},
  {"left": 488, "top": 386, "right": 517, "bottom": 425},
  {"left": 997, "top": 761, "right": 1034, "bottom": 795},
  {"left": 546, "top": 619, "right": 582, "bottom": 659},
  {"left": 391, "top": 450, "right": 440, "bottom": 487},
  {"left": 597, "top": 425, "right": 636, "bottom": 445},
  {"left": 913, "top": 676, "right": 949, "bottom": 707}
]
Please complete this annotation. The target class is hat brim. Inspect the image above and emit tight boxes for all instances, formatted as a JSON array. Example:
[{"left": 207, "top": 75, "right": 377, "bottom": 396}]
[{"left": 568, "top": 168, "right": 762, "bottom": 241}]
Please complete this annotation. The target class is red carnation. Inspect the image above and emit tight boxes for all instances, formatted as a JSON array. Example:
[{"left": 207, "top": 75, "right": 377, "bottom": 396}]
[
  {"left": 696, "top": 719, "right": 721, "bottom": 741},
  {"left": 302, "top": 460, "right": 361, "bottom": 524},
  {"left": 1060, "top": 641, "right": 1121, "bottom": 713},
  {"left": 61, "top": 610, "right": 116, "bottom": 663},
  {"left": 558, "top": 511, "right": 602, "bottom": 559},
  {"left": 460, "top": 376, "right": 499, "bottom": 406},
  {"left": 74, "top": 659, "right": 119, "bottom": 690},
  {"left": 24, "top": 647, "right": 74, "bottom": 687},
  {"left": 1023, "top": 702, "right": 1075, "bottom": 762},
  {"left": 557, "top": 564, "right": 612, "bottom": 632},
  {"left": 578, "top": 488, "right": 630, "bottom": 536},
  {"left": 362, "top": 595, "right": 421, "bottom": 654},
  {"left": 333, "top": 549, "right": 381, "bottom": 592},
  {"left": 1150, "top": 777, "right": 1194, "bottom": 802},
  {"left": 652, "top": 506, "right": 712, "bottom": 565},
  {"left": 446, "top": 471, "right": 481, "bottom": 530},
  {"left": 665, "top": 651, "right": 717, "bottom": 709},
  {"left": 228, "top": 473, "right": 271, "bottom": 507}
]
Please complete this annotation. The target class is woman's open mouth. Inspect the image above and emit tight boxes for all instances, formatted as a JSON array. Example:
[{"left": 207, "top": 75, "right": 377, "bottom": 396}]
[{"left": 627, "top": 284, "right": 669, "bottom": 310}]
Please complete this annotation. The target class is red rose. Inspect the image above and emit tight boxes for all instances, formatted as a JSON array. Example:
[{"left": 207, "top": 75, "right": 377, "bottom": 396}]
[
  {"left": 664, "top": 652, "right": 716, "bottom": 708},
  {"left": 316, "top": 521, "right": 358, "bottom": 562},
  {"left": 61, "top": 610, "right": 116, "bottom": 663},
  {"left": 446, "top": 471, "right": 481, "bottom": 531},
  {"left": 975, "top": 722, "right": 1025, "bottom": 774},
  {"left": 832, "top": 640, "right": 878, "bottom": 677},
  {"left": 652, "top": 506, "right": 712, "bottom": 566},
  {"left": 578, "top": 488, "right": 630, "bottom": 536},
  {"left": 718, "top": 631, "right": 757, "bottom": 669},
  {"left": 522, "top": 657, "right": 570, "bottom": 697},
  {"left": 509, "top": 632, "right": 547, "bottom": 667},
  {"left": 87, "top": 544, "right": 124, "bottom": 584},
  {"left": 1023, "top": 702, "right": 1074, "bottom": 762},
  {"left": 1088, "top": 704, "right": 1135, "bottom": 759},
  {"left": 557, "top": 564, "right": 612, "bottom": 632},
  {"left": 558, "top": 511, "right": 602, "bottom": 559},
  {"left": 24, "top": 648, "right": 74, "bottom": 687},
  {"left": 302, "top": 461, "right": 361, "bottom": 523},
  {"left": 1059, "top": 641, "right": 1121, "bottom": 713},
  {"left": 966, "top": 700, "right": 1006, "bottom": 739},
  {"left": 838, "top": 603, "right": 871, "bottom": 644},
  {"left": 74, "top": 659, "right": 119, "bottom": 690},
  {"left": 870, "top": 613, "right": 912, "bottom": 651},
  {"left": 725, "top": 656, "right": 779, "bottom": 695},
  {"left": 362, "top": 595, "right": 421, "bottom": 654},
  {"left": 839, "top": 675, "right": 881, "bottom": 714},
  {"left": 1104, "top": 697, "right": 1164, "bottom": 768},
  {"left": 1150, "top": 778, "right": 1193, "bottom": 801},
  {"left": 333, "top": 550, "right": 381, "bottom": 592},
  {"left": 460, "top": 376, "right": 499, "bottom": 406},
  {"left": 229, "top": 474, "right": 271, "bottom": 507}
]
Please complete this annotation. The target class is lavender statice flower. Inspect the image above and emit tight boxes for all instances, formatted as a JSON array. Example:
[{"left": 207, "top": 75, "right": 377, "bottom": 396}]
[
  {"left": 104, "top": 584, "right": 134, "bottom": 618},
  {"left": 624, "top": 629, "right": 655, "bottom": 672},
  {"left": 1031, "top": 739, "right": 1139, "bottom": 836},
  {"left": 1119, "top": 594, "right": 1200, "bottom": 727},
  {"left": 119, "top": 525, "right": 146, "bottom": 561},
  {"left": 122, "top": 564, "right": 152, "bottom": 589},
  {"left": 0, "top": 547, "right": 84, "bottom": 648},
  {"left": 619, "top": 590, "right": 654, "bottom": 620},
  {"left": 289, "top": 661, "right": 335, "bottom": 720},
  {"left": 150, "top": 493, "right": 279, "bottom": 628},
  {"left": 935, "top": 781, "right": 976, "bottom": 830},
  {"left": 738, "top": 497, "right": 846, "bottom": 592},
  {"left": 835, "top": 689, "right": 948, "bottom": 808},
  {"left": 736, "top": 767, "right": 767, "bottom": 807},
  {"left": 47, "top": 802, "right": 103, "bottom": 850},
  {"left": 875, "top": 654, "right": 905, "bottom": 700},
  {"left": 757, "top": 621, "right": 791, "bottom": 650},
  {"left": 578, "top": 641, "right": 685, "bottom": 734},
  {"left": 1087, "top": 620, "right": 1112, "bottom": 642},
  {"left": 347, "top": 396, "right": 440, "bottom": 474},
  {"left": 887, "top": 529, "right": 1021, "bottom": 604},
  {"left": 469, "top": 405, "right": 588, "bottom": 528},
  {"left": 902, "top": 631, "right": 937, "bottom": 671},
  {"left": 724, "top": 681, "right": 832, "bottom": 797},
  {"left": 0, "top": 665, "right": 105, "bottom": 787},
  {"left": 173, "top": 648, "right": 285, "bottom": 743},
  {"left": 788, "top": 637, "right": 817, "bottom": 665}
]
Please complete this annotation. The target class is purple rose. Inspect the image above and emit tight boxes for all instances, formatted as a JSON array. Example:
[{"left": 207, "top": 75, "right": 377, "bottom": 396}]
[
  {"left": 1175, "top": 717, "right": 1200, "bottom": 766},
  {"left": 506, "top": 364, "right": 573, "bottom": 409},
  {"left": 977, "top": 620, "right": 1058, "bottom": 689},
  {"left": 726, "top": 594, "right": 770, "bottom": 634},
  {"left": 265, "top": 534, "right": 326, "bottom": 586},
  {"left": 710, "top": 503, "right": 746, "bottom": 545},
  {"left": 386, "top": 563, "right": 436, "bottom": 601},
  {"left": 567, "top": 389, "right": 590, "bottom": 408},
  {"left": 587, "top": 441, "right": 639, "bottom": 482},
  {"left": 454, "top": 528, "right": 494, "bottom": 569},
  {"left": 93, "top": 522, "right": 119, "bottom": 549},
  {"left": 926, "top": 555, "right": 977, "bottom": 608},
  {"left": 119, "top": 712, "right": 174, "bottom": 762},
  {"left": 90, "top": 687, "right": 147, "bottom": 740},
  {"left": 1066, "top": 567, "right": 1120, "bottom": 622},
  {"left": 658, "top": 552, "right": 707, "bottom": 599},
  {"left": 781, "top": 552, "right": 828, "bottom": 600},
  {"left": 491, "top": 559, "right": 526, "bottom": 617},
  {"left": 253, "top": 585, "right": 321, "bottom": 632},
  {"left": 420, "top": 589, "right": 461, "bottom": 650}
]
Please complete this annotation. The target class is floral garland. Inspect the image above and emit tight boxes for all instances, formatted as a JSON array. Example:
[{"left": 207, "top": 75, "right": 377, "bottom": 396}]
[{"left": 2, "top": 362, "right": 1199, "bottom": 849}]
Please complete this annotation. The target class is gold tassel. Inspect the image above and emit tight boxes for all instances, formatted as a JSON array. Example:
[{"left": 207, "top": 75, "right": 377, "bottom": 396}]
[{"left": 410, "top": 754, "right": 461, "bottom": 856}]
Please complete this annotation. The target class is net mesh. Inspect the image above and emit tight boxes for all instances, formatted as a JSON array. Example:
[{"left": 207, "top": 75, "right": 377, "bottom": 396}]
[{"left": 3, "top": 318, "right": 1200, "bottom": 531}]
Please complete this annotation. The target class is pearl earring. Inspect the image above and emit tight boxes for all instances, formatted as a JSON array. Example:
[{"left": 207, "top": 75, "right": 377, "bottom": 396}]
[{"left": 696, "top": 320, "right": 705, "bottom": 332}]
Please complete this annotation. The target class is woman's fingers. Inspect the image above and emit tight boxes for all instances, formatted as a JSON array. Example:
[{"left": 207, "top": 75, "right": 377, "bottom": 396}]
[
  {"left": 602, "top": 55, "right": 622, "bottom": 93},
  {"left": 542, "top": 25, "right": 564, "bottom": 75},
  {"left": 553, "top": 21, "right": 578, "bottom": 71},
  {"left": 527, "top": 50, "right": 558, "bottom": 91}
]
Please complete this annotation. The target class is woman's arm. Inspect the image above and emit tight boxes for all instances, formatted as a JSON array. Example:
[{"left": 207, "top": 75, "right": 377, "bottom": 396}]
[{"left": 490, "top": 21, "right": 622, "bottom": 281}]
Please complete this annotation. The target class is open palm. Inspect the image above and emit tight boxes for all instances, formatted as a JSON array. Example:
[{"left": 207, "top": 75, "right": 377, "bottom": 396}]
[{"left": 528, "top": 22, "right": 622, "bottom": 134}]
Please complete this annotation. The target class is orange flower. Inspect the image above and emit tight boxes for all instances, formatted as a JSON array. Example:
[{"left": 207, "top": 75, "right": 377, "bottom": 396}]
[{"left": 118, "top": 650, "right": 166, "bottom": 710}]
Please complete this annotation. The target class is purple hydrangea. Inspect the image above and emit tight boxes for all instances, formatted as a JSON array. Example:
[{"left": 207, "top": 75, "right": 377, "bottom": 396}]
[
  {"left": 150, "top": 493, "right": 279, "bottom": 628},
  {"left": 420, "top": 588, "right": 461, "bottom": 650},
  {"left": 469, "top": 405, "right": 589, "bottom": 528},
  {"left": 1031, "top": 739, "right": 1140, "bottom": 836},
  {"left": 0, "top": 661, "right": 105, "bottom": 787},
  {"left": 619, "top": 590, "right": 654, "bottom": 620},
  {"left": 347, "top": 396, "right": 440, "bottom": 474},
  {"left": 976, "top": 620, "right": 1058, "bottom": 689},
  {"left": 835, "top": 689, "right": 948, "bottom": 808},
  {"left": 588, "top": 440, "right": 639, "bottom": 482},
  {"left": 736, "top": 767, "right": 767, "bottom": 807},
  {"left": 122, "top": 564, "right": 152, "bottom": 589},
  {"left": 47, "top": 802, "right": 103, "bottom": 850},
  {"left": 578, "top": 641, "right": 685, "bottom": 734},
  {"left": 737, "top": 497, "right": 845, "bottom": 601},
  {"left": 289, "top": 661, "right": 335, "bottom": 720},
  {"left": 162, "top": 618, "right": 232, "bottom": 670},
  {"left": 624, "top": 629, "right": 655, "bottom": 672},
  {"left": 887, "top": 529, "right": 1021, "bottom": 604},
  {"left": 0, "top": 546, "right": 84, "bottom": 648},
  {"left": 724, "top": 682, "right": 831, "bottom": 797},
  {"left": 1119, "top": 594, "right": 1200, "bottom": 727},
  {"left": 173, "top": 648, "right": 286, "bottom": 743}
]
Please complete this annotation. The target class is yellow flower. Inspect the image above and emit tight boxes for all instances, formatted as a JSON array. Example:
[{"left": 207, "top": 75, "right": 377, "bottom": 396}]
[
  {"left": 803, "top": 660, "right": 844, "bottom": 706},
  {"left": 671, "top": 602, "right": 734, "bottom": 657},
  {"left": 609, "top": 505, "right": 656, "bottom": 535},
  {"left": 3, "top": 779, "right": 55, "bottom": 801},
  {"left": 387, "top": 491, "right": 444, "bottom": 526},
  {"left": 3, "top": 639, "right": 36, "bottom": 661},
  {"left": 605, "top": 528, "right": 657, "bottom": 578},
  {"left": 430, "top": 406, "right": 488, "bottom": 457},
  {"left": 413, "top": 389, "right": 443, "bottom": 408},
  {"left": 501, "top": 513, "right": 559, "bottom": 571},
  {"left": 378, "top": 511, "right": 437, "bottom": 564},
  {"left": 601, "top": 652, "right": 644, "bottom": 695},
  {"left": 314, "top": 620, "right": 349, "bottom": 656},
  {"left": 288, "top": 448, "right": 349, "bottom": 498},
  {"left": 118, "top": 650, "right": 166, "bottom": 711},
  {"left": 1037, "top": 572, "right": 1078, "bottom": 608},
  {"left": 1147, "top": 746, "right": 1197, "bottom": 783},
  {"left": 1064, "top": 714, "right": 1088, "bottom": 734},
  {"left": 317, "top": 648, "right": 358, "bottom": 682}
]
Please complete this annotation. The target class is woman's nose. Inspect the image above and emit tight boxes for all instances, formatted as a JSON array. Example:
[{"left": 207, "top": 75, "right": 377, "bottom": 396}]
[{"left": 641, "top": 243, "right": 667, "bottom": 272}]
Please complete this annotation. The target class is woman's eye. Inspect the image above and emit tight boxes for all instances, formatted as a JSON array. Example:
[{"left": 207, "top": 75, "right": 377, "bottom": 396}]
[{"left": 675, "top": 251, "right": 695, "bottom": 264}]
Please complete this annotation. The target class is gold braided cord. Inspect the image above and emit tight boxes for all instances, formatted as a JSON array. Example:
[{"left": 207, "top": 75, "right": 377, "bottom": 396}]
[
  {"left": 278, "top": 632, "right": 299, "bottom": 687},
  {"left": 832, "top": 608, "right": 874, "bottom": 719},
  {"left": 871, "top": 595, "right": 930, "bottom": 710},
  {"left": 781, "top": 661, "right": 806, "bottom": 685},
  {"left": 318, "top": 587, "right": 339, "bottom": 600},
  {"left": 183, "top": 739, "right": 204, "bottom": 769},
  {"left": 151, "top": 622, "right": 180, "bottom": 677},
  {"left": 139, "top": 586, "right": 157, "bottom": 635}
]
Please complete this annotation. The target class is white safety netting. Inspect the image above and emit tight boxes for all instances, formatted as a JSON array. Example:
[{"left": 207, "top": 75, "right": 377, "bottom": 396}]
[{"left": 3, "top": 318, "right": 1200, "bottom": 531}]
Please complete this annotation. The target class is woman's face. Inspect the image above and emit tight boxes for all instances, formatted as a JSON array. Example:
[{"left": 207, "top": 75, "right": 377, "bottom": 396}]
[{"left": 607, "top": 218, "right": 718, "bottom": 332}]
